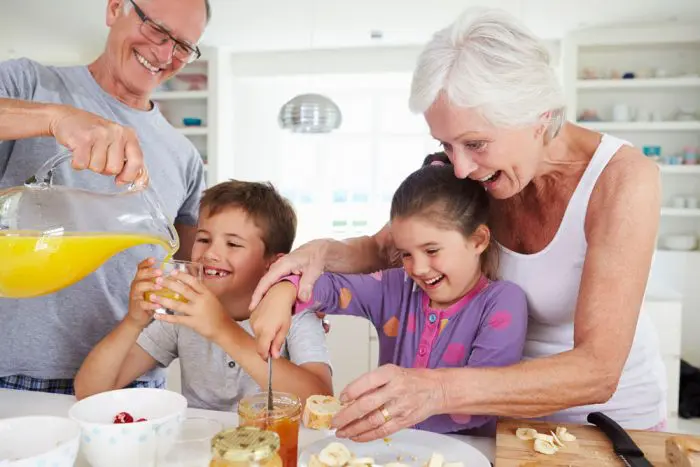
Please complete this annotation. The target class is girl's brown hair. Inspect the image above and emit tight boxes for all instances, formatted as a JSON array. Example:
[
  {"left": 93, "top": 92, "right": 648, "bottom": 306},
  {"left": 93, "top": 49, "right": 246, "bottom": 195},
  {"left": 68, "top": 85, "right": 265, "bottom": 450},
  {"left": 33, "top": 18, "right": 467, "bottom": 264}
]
[{"left": 390, "top": 154, "right": 498, "bottom": 280}]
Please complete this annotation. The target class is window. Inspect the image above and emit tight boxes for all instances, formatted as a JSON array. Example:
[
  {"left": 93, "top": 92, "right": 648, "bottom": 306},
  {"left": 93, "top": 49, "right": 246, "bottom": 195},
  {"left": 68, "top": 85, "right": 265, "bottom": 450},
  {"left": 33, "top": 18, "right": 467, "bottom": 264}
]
[{"left": 230, "top": 73, "right": 436, "bottom": 247}]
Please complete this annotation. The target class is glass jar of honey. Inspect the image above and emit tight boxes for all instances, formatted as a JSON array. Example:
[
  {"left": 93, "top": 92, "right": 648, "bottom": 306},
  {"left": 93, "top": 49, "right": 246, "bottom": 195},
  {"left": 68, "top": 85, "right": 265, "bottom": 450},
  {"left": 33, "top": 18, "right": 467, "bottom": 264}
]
[
  {"left": 210, "top": 426, "right": 282, "bottom": 467},
  {"left": 237, "top": 392, "right": 301, "bottom": 467}
]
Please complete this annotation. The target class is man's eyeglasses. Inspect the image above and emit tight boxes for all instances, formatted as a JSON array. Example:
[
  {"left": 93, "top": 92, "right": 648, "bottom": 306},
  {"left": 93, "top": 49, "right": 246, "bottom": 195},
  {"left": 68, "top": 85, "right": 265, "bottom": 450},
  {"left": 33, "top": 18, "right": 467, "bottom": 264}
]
[{"left": 129, "top": 0, "right": 201, "bottom": 64}]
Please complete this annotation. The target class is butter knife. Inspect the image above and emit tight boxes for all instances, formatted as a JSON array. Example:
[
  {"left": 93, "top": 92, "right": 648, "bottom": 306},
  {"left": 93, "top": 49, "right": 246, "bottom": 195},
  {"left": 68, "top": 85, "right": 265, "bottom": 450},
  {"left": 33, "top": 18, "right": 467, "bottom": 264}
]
[{"left": 267, "top": 352, "right": 273, "bottom": 414}]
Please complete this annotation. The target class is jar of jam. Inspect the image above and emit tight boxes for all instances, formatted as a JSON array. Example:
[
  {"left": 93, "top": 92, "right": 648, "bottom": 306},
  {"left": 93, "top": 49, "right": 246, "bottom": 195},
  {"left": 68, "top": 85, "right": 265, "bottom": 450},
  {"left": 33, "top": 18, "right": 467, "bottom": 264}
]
[
  {"left": 237, "top": 392, "right": 301, "bottom": 467},
  {"left": 210, "top": 426, "right": 282, "bottom": 467}
]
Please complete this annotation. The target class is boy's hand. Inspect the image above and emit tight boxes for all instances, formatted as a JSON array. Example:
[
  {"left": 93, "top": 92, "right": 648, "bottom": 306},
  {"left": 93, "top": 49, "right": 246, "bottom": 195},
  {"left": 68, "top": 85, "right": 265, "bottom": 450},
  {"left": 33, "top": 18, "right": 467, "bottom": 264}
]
[
  {"left": 150, "top": 270, "right": 229, "bottom": 341},
  {"left": 249, "top": 282, "right": 297, "bottom": 360},
  {"left": 126, "top": 258, "right": 163, "bottom": 329}
]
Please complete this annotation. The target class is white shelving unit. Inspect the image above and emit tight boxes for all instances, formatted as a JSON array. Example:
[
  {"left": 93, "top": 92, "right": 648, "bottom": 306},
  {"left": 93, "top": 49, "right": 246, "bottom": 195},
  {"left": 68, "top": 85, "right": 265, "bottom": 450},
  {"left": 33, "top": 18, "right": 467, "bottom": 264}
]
[
  {"left": 151, "top": 90, "right": 209, "bottom": 100},
  {"left": 152, "top": 48, "right": 220, "bottom": 187},
  {"left": 576, "top": 77, "right": 700, "bottom": 90},
  {"left": 661, "top": 208, "right": 700, "bottom": 218},
  {"left": 660, "top": 165, "right": 700, "bottom": 174},
  {"left": 580, "top": 121, "right": 700, "bottom": 132},
  {"left": 564, "top": 22, "right": 700, "bottom": 243}
]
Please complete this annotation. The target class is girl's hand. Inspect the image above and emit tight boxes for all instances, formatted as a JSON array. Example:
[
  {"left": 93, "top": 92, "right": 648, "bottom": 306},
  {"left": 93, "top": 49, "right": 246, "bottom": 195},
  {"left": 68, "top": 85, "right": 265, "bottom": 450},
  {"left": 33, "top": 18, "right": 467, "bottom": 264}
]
[{"left": 249, "top": 281, "right": 298, "bottom": 359}]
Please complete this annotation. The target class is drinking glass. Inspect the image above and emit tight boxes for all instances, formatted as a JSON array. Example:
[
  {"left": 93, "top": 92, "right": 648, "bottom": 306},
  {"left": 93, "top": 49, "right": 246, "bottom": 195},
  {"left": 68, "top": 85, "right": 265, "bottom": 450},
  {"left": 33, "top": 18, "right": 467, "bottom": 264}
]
[
  {"left": 158, "top": 417, "right": 224, "bottom": 466},
  {"left": 145, "top": 259, "right": 203, "bottom": 315}
]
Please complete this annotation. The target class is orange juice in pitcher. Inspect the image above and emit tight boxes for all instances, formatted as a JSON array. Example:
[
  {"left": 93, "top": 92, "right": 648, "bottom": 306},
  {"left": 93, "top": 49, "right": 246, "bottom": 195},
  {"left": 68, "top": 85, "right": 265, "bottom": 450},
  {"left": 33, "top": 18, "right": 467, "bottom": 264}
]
[
  {"left": 0, "top": 149, "right": 179, "bottom": 299},
  {"left": 0, "top": 231, "right": 176, "bottom": 298}
]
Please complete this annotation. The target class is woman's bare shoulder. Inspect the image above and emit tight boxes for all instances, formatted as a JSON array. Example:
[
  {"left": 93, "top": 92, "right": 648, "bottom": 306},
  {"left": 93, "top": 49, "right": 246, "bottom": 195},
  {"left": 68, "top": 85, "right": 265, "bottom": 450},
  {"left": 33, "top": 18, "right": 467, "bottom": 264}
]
[{"left": 588, "top": 143, "right": 660, "bottom": 228}]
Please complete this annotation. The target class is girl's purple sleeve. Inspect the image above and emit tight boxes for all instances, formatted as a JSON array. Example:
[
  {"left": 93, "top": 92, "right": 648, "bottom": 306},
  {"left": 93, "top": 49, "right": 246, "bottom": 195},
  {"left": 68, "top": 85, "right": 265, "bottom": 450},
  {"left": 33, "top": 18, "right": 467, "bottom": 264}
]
[{"left": 278, "top": 271, "right": 392, "bottom": 327}]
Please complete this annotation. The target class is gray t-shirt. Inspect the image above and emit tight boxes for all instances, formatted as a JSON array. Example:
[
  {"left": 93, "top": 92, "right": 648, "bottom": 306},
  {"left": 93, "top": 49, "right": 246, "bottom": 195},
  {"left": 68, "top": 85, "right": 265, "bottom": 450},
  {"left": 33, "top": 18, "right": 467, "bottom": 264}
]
[
  {"left": 0, "top": 58, "right": 206, "bottom": 381},
  {"left": 136, "top": 311, "right": 332, "bottom": 411}
]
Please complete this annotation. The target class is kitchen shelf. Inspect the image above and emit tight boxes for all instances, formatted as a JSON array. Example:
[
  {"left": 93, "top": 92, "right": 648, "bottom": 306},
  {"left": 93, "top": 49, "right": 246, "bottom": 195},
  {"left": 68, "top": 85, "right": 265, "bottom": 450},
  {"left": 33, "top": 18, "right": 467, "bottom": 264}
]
[
  {"left": 152, "top": 90, "right": 209, "bottom": 100},
  {"left": 177, "top": 127, "right": 208, "bottom": 136},
  {"left": 578, "top": 121, "right": 700, "bottom": 131},
  {"left": 577, "top": 77, "right": 700, "bottom": 90},
  {"left": 660, "top": 208, "right": 700, "bottom": 217},
  {"left": 659, "top": 165, "right": 700, "bottom": 174}
]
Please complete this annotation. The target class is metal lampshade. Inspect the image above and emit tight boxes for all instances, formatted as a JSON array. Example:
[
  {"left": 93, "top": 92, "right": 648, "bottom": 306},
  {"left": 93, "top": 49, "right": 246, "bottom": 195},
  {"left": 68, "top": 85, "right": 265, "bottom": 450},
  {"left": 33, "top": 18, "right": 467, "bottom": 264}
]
[{"left": 278, "top": 93, "right": 342, "bottom": 133}]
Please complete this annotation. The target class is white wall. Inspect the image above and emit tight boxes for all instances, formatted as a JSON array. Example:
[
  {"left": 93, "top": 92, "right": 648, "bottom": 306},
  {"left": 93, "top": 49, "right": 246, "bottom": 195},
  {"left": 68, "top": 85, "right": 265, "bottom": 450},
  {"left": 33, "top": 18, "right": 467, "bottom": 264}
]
[{"left": 5, "top": 0, "right": 700, "bottom": 62}]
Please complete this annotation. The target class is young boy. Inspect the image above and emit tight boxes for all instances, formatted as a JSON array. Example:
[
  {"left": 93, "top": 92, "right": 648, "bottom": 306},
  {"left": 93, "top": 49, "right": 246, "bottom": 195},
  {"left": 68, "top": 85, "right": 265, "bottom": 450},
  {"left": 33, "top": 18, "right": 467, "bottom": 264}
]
[{"left": 75, "top": 180, "right": 333, "bottom": 410}]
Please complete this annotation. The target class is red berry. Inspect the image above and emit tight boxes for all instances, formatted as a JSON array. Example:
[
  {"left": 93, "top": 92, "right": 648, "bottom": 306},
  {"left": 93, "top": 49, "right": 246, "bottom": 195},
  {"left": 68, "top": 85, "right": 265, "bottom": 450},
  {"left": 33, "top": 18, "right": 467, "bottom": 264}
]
[
  {"left": 113, "top": 412, "right": 134, "bottom": 424},
  {"left": 136, "top": 418, "right": 147, "bottom": 422}
]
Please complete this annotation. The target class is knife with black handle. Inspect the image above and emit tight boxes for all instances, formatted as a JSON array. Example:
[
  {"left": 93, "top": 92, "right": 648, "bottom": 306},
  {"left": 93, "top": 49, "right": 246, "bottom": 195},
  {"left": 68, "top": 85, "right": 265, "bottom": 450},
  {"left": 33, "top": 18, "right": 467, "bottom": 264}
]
[{"left": 587, "top": 412, "right": 654, "bottom": 466}]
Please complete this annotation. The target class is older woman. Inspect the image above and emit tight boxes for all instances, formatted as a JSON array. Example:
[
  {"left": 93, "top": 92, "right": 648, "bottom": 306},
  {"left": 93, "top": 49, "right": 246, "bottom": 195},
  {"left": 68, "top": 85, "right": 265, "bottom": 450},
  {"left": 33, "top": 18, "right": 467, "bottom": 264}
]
[{"left": 251, "top": 7, "right": 666, "bottom": 441}]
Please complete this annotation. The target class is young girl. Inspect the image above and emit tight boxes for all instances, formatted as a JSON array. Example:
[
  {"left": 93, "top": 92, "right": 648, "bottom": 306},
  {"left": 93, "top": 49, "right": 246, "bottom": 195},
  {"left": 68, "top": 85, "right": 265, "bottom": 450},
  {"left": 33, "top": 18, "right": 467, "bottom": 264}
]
[{"left": 251, "top": 161, "right": 528, "bottom": 436}]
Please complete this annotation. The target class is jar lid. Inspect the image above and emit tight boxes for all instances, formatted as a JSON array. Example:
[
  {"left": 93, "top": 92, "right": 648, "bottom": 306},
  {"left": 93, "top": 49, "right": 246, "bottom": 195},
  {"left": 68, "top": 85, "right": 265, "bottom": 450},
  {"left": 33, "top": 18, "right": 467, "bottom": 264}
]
[{"left": 211, "top": 426, "right": 280, "bottom": 462}]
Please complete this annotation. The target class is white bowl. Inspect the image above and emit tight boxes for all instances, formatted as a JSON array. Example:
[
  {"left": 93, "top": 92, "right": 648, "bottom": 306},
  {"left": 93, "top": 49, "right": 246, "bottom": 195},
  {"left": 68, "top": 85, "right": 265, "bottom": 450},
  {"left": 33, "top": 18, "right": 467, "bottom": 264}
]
[
  {"left": 663, "top": 234, "right": 698, "bottom": 251},
  {"left": 0, "top": 416, "right": 80, "bottom": 466},
  {"left": 68, "top": 388, "right": 187, "bottom": 467}
]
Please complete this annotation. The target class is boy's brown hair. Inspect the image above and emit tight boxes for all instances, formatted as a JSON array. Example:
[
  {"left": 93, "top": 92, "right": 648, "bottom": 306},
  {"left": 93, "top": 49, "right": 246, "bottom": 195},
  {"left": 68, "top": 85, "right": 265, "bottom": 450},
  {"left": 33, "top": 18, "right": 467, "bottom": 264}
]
[{"left": 200, "top": 180, "right": 297, "bottom": 256}]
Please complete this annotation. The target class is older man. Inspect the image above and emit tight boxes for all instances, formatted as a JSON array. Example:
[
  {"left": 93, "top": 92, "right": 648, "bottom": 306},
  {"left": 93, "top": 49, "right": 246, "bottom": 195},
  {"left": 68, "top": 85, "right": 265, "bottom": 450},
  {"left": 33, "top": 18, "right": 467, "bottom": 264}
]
[{"left": 0, "top": 0, "right": 210, "bottom": 393}]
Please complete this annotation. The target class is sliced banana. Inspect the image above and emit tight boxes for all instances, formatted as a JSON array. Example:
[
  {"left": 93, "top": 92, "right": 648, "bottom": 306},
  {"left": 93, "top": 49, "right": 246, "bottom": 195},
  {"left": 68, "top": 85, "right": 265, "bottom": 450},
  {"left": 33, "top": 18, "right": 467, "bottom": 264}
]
[
  {"left": 533, "top": 437, "right": 559, "bottom": 455},
  {"left": 348, "top": 458, "right": 375, "bottom": 466},
  {"left": 318, "top": 442, "right": 353, "bottom": 466},
  {"left": 555, "top": 426, "right": 577, "bottom": 442},
  {"left": 550, "top": 430, "right": 565, "bottom": 447},
  {"left": 515, "top": 427, "right": 538, "bottom": 440},
  {"left": 427, "top": 452, "right": 445, "bottom": 467},
  {"left": 515, "top": 425, "right": 577, "bottom": 457}
]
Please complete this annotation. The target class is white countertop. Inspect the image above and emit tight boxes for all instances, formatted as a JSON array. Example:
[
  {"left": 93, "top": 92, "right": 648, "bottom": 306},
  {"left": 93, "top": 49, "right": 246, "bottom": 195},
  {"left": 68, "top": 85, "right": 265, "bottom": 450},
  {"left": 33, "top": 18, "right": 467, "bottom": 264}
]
[{"left": 0, "top": 388, "right": 495, "bottom": 465}]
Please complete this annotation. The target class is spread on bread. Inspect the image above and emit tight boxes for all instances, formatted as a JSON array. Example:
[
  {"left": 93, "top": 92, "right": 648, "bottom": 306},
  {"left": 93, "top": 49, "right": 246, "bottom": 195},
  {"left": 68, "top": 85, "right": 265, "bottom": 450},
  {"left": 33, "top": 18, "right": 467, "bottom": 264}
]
[
  {"left": 303, "top": 395, "right": 344, "bottom": 430},
  {"left": 666, "top": 435, "right": 700, "bottom": 467}
]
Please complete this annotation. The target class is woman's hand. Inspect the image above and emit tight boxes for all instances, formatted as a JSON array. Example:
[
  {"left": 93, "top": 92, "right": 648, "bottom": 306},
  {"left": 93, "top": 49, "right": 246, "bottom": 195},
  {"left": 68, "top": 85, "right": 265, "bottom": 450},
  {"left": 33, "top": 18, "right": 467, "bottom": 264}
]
[
  {"left": 249, "top": 239, "right": 331, "bottom": 309},
  {"left": 332, "top": 364, "right": 447, "bottom": 442}
]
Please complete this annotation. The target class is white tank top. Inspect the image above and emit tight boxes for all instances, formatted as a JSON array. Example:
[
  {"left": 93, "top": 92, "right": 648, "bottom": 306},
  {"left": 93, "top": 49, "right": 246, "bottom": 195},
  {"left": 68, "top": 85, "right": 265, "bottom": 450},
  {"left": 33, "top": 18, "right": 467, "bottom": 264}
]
[{"left": 497, "top": 134, "right": 666, "bottom": 429}]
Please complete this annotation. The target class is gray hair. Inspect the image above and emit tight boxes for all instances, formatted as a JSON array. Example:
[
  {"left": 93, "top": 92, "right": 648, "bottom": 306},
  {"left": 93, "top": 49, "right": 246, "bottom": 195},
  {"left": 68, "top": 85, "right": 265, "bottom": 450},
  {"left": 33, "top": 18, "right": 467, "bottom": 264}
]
[
  {"left": 123, "top": 0, "right": 212, "bottom": 23},
  {"left": 409, "top": 7, "right": 565, "bottom": 139}
]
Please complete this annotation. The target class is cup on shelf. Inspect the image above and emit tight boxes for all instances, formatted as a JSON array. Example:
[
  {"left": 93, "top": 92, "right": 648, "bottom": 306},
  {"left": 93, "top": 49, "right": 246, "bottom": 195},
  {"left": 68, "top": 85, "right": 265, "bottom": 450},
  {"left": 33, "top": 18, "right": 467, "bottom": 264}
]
[
  {"left": 642, "top": 145, "right": 661, "bottom": 158},
  {"left": 612, "top": 104, "right": 634, "bottom": 122},
  {"left": 637, "top": 108, "right": 652, "bottom": 122},
  {"left": 671, "top": 196, "right": 687, "bottom": 209}
]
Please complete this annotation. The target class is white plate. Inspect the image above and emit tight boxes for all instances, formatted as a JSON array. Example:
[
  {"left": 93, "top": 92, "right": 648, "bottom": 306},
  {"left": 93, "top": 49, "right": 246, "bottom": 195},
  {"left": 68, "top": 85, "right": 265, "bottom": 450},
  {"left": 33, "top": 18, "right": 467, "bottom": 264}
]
[{"left": 298, "top": 429, "right": 490, "bottom": 467}]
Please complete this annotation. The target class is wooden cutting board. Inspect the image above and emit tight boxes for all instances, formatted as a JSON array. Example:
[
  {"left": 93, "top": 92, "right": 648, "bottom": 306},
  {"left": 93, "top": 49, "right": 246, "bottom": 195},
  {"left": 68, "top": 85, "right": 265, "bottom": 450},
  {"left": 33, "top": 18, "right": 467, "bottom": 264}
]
[{"left": 496, "top": 418, "right": 700, "bottom": 466}]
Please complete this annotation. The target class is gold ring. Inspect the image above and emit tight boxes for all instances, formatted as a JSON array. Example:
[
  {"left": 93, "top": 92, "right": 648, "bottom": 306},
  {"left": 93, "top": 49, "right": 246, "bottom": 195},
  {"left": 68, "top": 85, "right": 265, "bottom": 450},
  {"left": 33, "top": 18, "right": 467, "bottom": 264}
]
[{"left": 379, "top": 406, "right": 391, "bottom": 423}]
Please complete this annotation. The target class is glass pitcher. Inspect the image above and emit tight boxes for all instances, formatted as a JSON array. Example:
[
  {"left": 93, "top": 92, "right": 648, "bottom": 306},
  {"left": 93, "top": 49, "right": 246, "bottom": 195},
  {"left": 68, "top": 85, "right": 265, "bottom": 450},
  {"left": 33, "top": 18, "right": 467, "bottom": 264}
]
[{"left": 0, "top": 148, "right": 179, "bottom": 299}]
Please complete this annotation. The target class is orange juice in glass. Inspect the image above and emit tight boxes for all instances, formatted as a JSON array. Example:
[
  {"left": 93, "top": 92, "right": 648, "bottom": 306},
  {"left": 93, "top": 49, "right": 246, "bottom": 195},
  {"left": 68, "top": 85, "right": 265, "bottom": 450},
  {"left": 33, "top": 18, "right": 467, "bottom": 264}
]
[
  {"left": 237, "top": 392, "right": 301, "bottom": 467},
  {"left": 144, "top": 259, "right": 203, "bottom": 314}
]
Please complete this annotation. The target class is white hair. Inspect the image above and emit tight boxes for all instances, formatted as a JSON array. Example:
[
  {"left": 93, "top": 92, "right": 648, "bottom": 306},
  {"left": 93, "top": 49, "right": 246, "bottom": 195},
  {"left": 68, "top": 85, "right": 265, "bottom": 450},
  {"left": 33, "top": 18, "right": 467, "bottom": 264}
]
[{"left": 409, "top": 7, "right": 565, "bottom": 137}]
